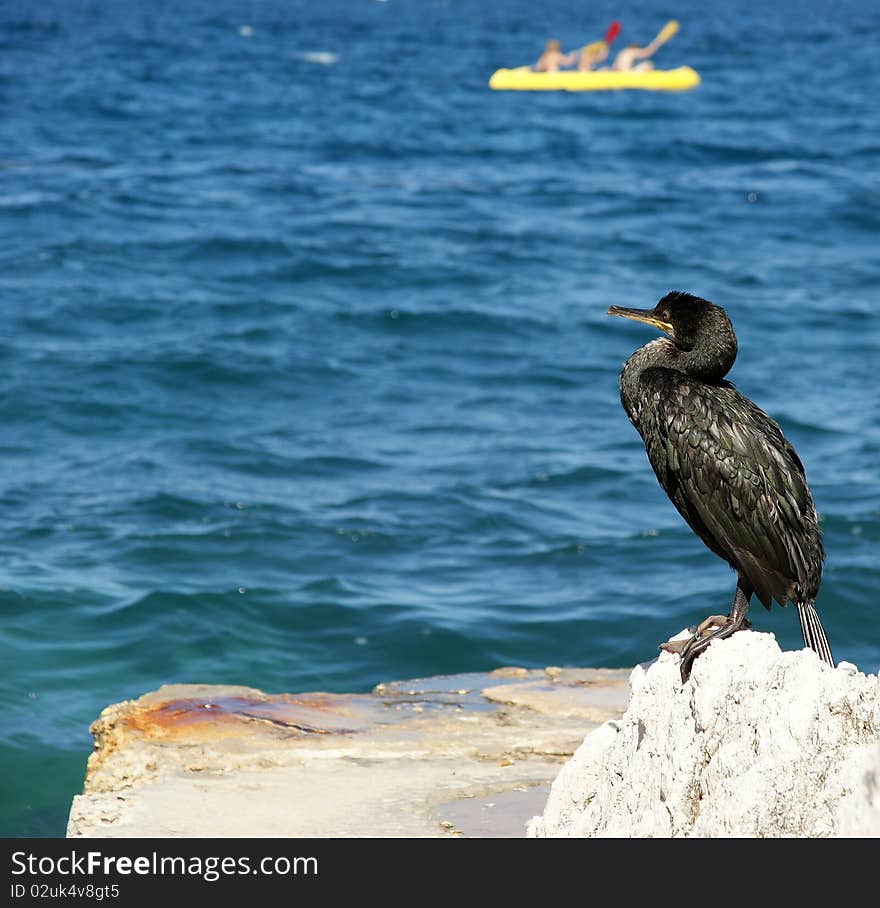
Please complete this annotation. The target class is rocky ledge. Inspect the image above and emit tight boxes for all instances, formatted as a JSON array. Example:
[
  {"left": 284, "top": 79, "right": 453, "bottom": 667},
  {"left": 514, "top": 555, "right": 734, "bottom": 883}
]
[
  {"left": 69, "top": 632, "right": 880, "bottom": 838},
  {"left": 529, "top": 631, "right": 880, "bottom": 837},
  {"left": 67, "top": 666, "right": 631, "bottom": 837}
]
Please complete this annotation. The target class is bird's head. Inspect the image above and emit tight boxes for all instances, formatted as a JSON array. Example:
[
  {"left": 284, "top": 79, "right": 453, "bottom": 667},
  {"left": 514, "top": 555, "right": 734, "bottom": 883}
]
[
  {"left": 607, "top": 291, "right": 737, "bottom": 380},
  {"left": 607, "top": 291, "right": 734, "bottom": 352}
]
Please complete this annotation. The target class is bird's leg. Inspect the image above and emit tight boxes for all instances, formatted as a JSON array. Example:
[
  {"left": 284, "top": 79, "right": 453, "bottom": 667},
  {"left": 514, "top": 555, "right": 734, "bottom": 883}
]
[{"left": 676, "top": 582, "right": 752, "bottom": 682}]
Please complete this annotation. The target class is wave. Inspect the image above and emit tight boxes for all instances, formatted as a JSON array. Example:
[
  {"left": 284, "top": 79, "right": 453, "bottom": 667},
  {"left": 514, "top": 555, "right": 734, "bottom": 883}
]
[{"left": 298, "top": 51, "right": 339, "bottom": 65}]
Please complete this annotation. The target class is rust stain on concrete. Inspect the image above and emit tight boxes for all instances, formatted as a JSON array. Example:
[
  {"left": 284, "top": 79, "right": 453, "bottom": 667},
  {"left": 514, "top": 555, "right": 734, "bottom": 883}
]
[{"left": 117, "top": 692, "right": 387, "bottom": 742}]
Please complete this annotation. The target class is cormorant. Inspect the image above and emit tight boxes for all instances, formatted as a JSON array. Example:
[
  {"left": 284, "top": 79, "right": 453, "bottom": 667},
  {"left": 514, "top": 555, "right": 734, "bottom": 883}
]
[{"left": 607, "top": 291, "right": 833, "bottom": 681}]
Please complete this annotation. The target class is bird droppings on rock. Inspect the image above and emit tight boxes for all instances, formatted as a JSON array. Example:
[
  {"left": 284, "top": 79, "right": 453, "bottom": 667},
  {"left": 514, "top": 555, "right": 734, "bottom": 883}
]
[{"left": 529, "top": 631, "right": 880, "bottom": 838}]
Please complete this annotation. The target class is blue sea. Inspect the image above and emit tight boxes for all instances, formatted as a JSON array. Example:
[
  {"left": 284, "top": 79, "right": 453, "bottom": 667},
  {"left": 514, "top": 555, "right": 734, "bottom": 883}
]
[{"left": 1, "top": 0, "right": 878, "bottom": 836}]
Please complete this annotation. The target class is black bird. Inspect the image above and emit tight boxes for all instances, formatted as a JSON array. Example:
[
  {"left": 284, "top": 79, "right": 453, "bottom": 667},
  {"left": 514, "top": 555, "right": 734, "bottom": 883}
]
[{"left": 607, "top": 291, "right": 833, "bottom": 681}]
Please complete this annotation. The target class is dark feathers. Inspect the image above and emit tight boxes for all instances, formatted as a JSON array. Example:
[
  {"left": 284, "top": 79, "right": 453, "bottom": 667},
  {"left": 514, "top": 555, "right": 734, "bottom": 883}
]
[{"left": 636, "top": 367, "right": 823, "bottom": 610}]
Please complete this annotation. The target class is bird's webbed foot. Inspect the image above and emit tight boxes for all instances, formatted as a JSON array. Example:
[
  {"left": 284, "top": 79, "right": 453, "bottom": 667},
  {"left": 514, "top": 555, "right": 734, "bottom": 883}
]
[
  {"left": 673, "top": 614, "right": 752, "bottom": 683},
  {"left": 659, "top": 615, "right": 724, "bottom": 655}
]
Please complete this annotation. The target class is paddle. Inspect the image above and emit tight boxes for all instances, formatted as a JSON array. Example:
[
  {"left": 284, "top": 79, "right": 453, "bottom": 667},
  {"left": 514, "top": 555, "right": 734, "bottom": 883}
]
[
  {"left": 652, "top": 19, "right": 679, "bottom": 49},
  {"left": 604, "top": 21, "right": 621, "bottom": 45},
  {"left": 581, "top": 21, "right": 620, "bottom": 59}
]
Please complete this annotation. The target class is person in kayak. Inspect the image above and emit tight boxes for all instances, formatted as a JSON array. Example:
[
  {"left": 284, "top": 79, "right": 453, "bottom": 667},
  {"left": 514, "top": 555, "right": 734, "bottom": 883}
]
[
  {"left": 612, "top": 37, "right": 662, "bottom": 71},
  {"left": 576, "top": 40, "right": 610, "bottom": 71},
  {"left": 534, "top": 39, "right": 576, "bottom": 72}
]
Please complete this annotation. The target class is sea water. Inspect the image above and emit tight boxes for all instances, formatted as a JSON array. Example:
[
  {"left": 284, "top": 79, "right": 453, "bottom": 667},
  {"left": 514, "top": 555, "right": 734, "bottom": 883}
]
[{"left": 1, "top": 0, "right": 878, "bottom": 835}]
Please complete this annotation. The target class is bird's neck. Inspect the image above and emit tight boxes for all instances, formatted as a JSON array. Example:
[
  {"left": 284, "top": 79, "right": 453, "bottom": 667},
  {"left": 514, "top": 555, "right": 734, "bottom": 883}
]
[{"left": 619, "top": 334, "right": 737, "bottom": 419}]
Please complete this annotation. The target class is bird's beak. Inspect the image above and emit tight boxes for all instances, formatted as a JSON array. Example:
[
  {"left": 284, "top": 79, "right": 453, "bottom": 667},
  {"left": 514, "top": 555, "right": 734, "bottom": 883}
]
[{"left": 606, "top": 306, "right": 673, "bottom": 334}]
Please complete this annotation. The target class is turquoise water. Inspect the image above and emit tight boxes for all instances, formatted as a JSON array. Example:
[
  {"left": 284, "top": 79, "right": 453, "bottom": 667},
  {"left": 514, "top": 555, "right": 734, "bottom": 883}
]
[{"left": 1, "top": 0, "right": 878, "bottom": 835}]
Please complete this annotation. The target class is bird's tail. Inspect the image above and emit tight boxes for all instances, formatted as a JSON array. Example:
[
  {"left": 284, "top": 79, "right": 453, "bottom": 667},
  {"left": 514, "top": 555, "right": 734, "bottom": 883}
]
[{"left": 796, "top": 601, "right": 834, "bottom": 666}]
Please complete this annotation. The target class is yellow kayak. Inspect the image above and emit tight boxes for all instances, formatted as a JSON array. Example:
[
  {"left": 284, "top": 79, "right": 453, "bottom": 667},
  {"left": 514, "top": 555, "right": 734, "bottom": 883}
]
[{"left": 488, "top": 65, "right": 700, "bottom": 92}]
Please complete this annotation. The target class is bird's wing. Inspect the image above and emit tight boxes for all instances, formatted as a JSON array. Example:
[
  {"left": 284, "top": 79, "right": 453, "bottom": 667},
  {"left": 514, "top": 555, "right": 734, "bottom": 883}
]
[{"left": 637, "top": 368, "right": 823, "bottom": 609}]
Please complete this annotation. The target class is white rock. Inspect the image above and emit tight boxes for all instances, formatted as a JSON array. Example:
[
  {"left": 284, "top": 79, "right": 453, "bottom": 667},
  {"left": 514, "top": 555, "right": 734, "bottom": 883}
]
[{"left": 528, "top": 630, "right": 880, "bottom": 838}]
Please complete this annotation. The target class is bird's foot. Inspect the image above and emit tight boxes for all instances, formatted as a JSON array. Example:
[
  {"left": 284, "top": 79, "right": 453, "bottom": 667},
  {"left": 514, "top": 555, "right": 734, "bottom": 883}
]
[
  {"left": 659, "top": 639, "right": 686, "bottom": 655},
  {"left": 658, "top": 616, "right": 725, "bottom": 655},
  {"left": 695, "top": 614, "right": 730, "bottom": 637},
  {"left": 675, "top": 615, "right": 752, "bottom": 683},
  {"left": 659, "top": 635, "right": 693, "bottom": 656}
]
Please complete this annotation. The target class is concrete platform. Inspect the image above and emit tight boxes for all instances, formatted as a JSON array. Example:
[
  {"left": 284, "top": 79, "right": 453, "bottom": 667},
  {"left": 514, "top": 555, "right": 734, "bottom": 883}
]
[{"left": 67, "top": 666, "right": 631, "bottom": 837}]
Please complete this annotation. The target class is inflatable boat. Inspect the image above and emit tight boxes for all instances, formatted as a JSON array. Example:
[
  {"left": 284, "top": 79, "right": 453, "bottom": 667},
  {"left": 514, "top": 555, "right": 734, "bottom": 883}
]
[{"left": 488, "top": 65, "right": 700, "bottom": 92}]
